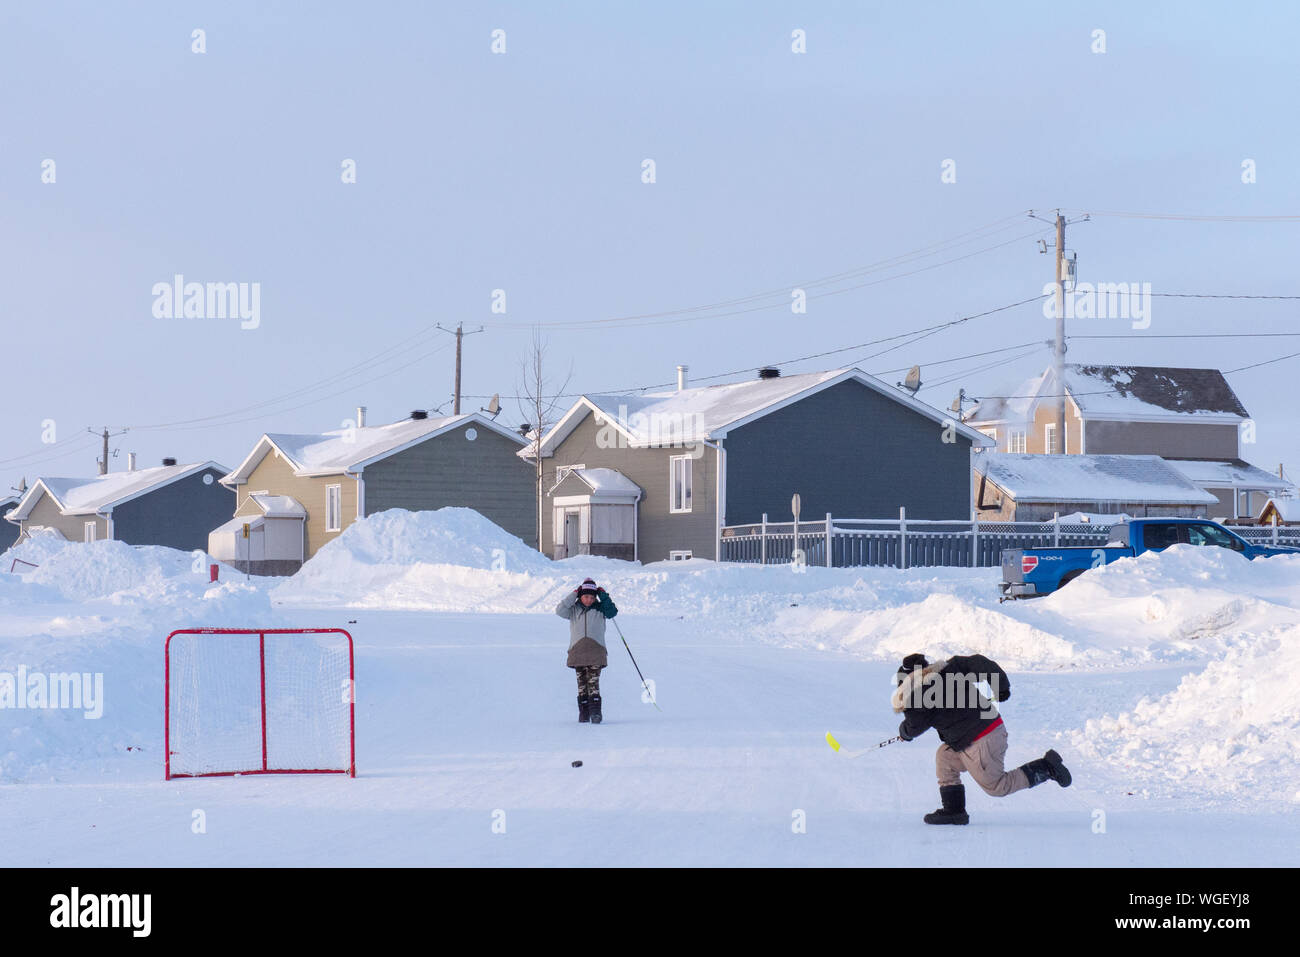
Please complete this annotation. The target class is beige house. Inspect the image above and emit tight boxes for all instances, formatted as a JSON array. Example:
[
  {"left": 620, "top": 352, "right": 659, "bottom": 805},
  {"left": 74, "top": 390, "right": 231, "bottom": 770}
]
[
  {"left": 966, "top": 363, "right": 1293, "bottom": 518},
  {"left": 212, "top": 409, "right": 534, "bottom": 575}
]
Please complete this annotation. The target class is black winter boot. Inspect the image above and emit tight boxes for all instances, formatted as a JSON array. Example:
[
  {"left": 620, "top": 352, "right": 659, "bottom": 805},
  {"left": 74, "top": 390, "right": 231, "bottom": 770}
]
[
  {"left": 577, "top": 694, "right": 590, "bottom": 723},
  {"left": 1019, "top": 749, "right": 1072, "bottom": 788},
  {"left": 923, "top": 784, "right": 969, "bottom": 825},
  {"left": 588, "top": 693, "right": 602, "bottom": 724}
]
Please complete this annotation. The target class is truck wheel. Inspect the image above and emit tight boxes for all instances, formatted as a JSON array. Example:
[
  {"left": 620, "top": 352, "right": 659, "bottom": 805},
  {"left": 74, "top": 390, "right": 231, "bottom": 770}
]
[{"left": 1057, "top": 570, "right": 1085, "bottom": 589}]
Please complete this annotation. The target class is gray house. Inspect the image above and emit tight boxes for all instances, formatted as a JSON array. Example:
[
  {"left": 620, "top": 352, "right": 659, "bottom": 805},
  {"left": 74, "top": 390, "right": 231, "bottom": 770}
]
[
  {"left": 212, "top": 410, "right": 535, "bottom": 575},
  {"left": 528, "top": 366, "right": 994, "bottom": 563},
  {"left": 5, "top": 459, "right": 233, "bottom": 551},
  {"left": 965, "top": 362, "right": 1294, "bottom": 517}
]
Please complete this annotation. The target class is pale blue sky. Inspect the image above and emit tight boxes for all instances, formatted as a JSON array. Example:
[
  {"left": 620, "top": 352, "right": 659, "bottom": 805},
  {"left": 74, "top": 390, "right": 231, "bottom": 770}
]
[{"left": 2, "top": 1, "right": 1298, "bottom": 495}]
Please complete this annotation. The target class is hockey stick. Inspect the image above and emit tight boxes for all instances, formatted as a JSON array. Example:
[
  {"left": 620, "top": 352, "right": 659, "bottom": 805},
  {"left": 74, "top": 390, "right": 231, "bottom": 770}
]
[
  {"left": 613, "top": 619, "right": 661, "bottom": 712},
  {"left": 825, "top": 731, "right": 903, "bottom": 758}
]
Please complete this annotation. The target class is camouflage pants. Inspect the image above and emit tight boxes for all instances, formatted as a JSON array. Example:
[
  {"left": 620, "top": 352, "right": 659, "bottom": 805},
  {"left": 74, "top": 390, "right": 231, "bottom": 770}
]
[{"left": 574, "top": 666, "right": 602, "bottom": 697}]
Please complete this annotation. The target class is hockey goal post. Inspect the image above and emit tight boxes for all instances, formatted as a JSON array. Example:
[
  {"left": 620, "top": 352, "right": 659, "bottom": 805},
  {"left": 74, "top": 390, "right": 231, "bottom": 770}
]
[{"left": 165, "top": 628, "right": 355, "bottom": 779}]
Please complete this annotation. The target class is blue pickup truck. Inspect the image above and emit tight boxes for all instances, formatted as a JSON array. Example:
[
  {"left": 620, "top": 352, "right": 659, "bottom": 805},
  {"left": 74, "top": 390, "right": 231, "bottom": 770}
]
[{"left": 998, "top": 517, "right": 1298, "bottom": 599}]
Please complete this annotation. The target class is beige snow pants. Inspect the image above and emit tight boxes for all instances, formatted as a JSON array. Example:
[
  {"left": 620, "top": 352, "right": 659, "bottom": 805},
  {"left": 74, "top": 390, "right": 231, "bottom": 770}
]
[{"left": 935, "top": 724, "right": 1030, "bottom": 797}]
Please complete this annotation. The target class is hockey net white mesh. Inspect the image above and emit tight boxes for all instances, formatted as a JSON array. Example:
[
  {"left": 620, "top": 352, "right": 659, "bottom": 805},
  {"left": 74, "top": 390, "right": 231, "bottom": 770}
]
[{"left": 167, "top": 630, "right": 354, "bottom": 778}]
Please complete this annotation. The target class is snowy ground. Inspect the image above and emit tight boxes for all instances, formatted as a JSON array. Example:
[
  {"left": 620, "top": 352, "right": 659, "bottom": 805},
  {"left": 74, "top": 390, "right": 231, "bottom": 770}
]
[{"left": 1, "top": 510, "right": 1297, "bottom": 866}]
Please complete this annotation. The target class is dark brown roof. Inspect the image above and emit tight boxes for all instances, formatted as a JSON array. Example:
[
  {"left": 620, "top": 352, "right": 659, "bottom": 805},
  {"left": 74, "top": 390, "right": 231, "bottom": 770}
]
[{"left": 1067, "top": 364, "right": 1249, "bottom": 417}]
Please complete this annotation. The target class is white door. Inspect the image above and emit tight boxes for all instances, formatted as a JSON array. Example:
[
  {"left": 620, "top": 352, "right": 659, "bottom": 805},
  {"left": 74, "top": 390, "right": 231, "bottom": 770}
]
[{"left": 563, "top": 510, "right": 580, "bottom": 557}]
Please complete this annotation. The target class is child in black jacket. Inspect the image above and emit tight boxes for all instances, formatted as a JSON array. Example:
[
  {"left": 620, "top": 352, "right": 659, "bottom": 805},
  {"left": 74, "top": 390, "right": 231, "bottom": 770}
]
[{"left": 892, "top": 653, "right": 1071, "bottom": 825}]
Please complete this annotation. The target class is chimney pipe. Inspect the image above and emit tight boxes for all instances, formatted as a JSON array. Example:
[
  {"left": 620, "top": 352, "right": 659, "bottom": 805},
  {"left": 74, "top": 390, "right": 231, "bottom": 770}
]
[
  {"left": 356, "top": 406, "right": 367, "bottom": 428},
  {"left": 162, "top": 457, "right": 177, "bottom": 467},
  {"left": 758, "top": 367, "right": 780, "bottom": 380},
  {"left": 127, "top": 452, "right": 137, "bottom": 472},
  {"left": 677, "top": 365, "right": 688, "bottom": 391}
]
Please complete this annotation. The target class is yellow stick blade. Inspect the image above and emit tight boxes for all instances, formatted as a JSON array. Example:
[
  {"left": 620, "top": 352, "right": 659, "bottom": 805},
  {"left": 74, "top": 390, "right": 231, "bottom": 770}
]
[{"left": 825, "top": 732, "right": 841, "bottom": 752}]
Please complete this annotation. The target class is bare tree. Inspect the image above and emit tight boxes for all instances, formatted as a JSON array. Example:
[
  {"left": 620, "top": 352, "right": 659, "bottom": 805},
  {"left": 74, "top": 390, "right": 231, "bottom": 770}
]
[{"left": 517, "top": 327, "right": 573, "bottom": 555}]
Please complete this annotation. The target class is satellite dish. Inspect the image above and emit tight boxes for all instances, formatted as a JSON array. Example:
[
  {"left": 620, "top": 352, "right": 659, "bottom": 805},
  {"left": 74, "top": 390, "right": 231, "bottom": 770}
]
[
  {"left": 950, "top": 395, "right": 963, "bottom": 414},
  {"left": 898, "top": 365, "right": 922, "bottom": 394},
  {"left": 480, "top": 393, "right": 501, "bottom": 418}
]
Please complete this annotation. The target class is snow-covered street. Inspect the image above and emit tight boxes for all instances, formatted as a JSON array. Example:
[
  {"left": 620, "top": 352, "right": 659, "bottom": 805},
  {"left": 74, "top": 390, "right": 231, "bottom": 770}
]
[{"left": 2, "top": 510, "right": 1296, "bottom": 867}]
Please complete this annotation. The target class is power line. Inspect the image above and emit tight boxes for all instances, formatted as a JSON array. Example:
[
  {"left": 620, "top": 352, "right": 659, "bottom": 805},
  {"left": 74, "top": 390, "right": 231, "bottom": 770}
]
[
  {"left": 461, "top": 297, "right": 1052, "bottom": 401},
  {"left": 920, "top": 347, "right": 1045, "bottom": 393},
  {"left": 479, "top": 226, "right": 1051, "bottom": 331},
  {"left": 1151, "top": 293, "right": 1300, "bottom": 299},
  {"left": 133, "top": 340, "right": 454, "bottom": 433},
  {"left": 1069, "top": 333, "right": 1300, "bottom": 340},
  {"left": 1225, "top": 351, "right": 1300, "bottom": 374},
  {"left": 1067, "top": 209, "right": 1300, "bottom": 222}
]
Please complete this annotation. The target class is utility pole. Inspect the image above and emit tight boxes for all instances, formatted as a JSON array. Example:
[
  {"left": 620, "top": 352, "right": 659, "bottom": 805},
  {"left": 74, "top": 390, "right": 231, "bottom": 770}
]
[
  {"left": 436, "top": 323, "right": 484, "bottom": 414},
  {"left": 1029, "top": 209, "right": 1088, "bottom": 454},
  {"left": 1054, "top": 212, "right": 1065, "bottom": 454},
  {"left": 86, "top": 426, "right": 129, "bottom": 475}
]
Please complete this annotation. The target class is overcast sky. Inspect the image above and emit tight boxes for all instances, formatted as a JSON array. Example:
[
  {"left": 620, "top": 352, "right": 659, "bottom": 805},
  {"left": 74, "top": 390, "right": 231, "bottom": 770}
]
[{"left": 3, "top": 1, "right": 1298, "bottom": 499}]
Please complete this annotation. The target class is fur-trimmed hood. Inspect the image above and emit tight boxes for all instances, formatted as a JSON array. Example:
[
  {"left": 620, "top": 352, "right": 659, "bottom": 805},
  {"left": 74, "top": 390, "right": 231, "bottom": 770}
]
[{"left": 891, "top": 657, "right": 950, "bottom": 712}]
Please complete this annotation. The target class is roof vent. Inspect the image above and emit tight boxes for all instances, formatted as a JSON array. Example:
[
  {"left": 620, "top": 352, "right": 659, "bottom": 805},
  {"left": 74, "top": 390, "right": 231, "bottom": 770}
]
[
  {"left": 411, "top": 409, "right": 428, "bottom": 420},
  {"left": 758, "top": 367, "right": 781, "bottom": 379},
  {"left": 162, "top": 457, "right": 177, "bottom": 467}
]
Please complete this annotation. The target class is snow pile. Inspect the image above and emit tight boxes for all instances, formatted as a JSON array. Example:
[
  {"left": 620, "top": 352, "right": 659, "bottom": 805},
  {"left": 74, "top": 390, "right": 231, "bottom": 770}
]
[
  {"left": 0, "top": 537, "right": 278, "bottom": 782},
  {"left": 1034, "top": 545, "right": 1300, "bottom": 655},
  {"left": 275, "top": 508, "right": 554, "bottom": 609},
  {"left": 1068, "top": 625, "right": 1300, "bottom": 802}
]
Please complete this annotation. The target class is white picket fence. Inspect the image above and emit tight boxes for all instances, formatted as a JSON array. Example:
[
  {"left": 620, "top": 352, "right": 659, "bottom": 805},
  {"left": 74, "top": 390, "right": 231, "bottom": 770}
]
[{"left": 718, "top": 508, "right": 1300, "bottom": 570}]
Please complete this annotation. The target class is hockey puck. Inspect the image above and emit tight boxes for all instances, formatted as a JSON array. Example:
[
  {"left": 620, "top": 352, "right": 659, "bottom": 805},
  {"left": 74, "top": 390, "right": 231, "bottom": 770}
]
[{"left": 571, "top": 760, "right": 583, "bottom": 768}]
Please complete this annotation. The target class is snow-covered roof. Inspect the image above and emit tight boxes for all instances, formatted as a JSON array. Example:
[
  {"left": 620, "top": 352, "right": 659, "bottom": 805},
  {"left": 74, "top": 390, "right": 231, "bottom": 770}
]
[
  {"left": 967, "top": 363, "right": 1248, "bottom": 426},
  {"left": 1259, "top": 498, "right": 1300, "bottom": 523},
  {"left": 569, "top": 468, "right": 641, "bottom": 495},
  {"left": 1065, "top": 364, "right": 1248, "bottom": 420},
  {"left": 534, "top": 367, "right": 994, "bottom": 456},
  {"left": 975, "top": 453, "right": 1219, "bottom": 505},
  {"left": 1165, "top": 459, "right": 1294, "bottom": 492},
  {"left": 7, "top": 461, "right": 229, "bottom": 521},
  {"left": 249, "top": 493, "right": 308, "bottom": 518},
  {"left": 1054, "top": 511, "right": 1134, "bottom": 525},
  {"left": 224, "top": 412, "right": 526, "bottom": 483},
  {"left": 966, "top": 370, "right": 1050, "bottom": 424},
  {"left": 550, "top": 467, "right": 644, "bottom": 504}
]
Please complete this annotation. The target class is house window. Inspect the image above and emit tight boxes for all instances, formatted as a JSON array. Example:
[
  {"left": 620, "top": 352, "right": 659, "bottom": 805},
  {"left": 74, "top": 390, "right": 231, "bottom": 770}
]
[
  {"left": 84, "top": 522, "right": 97, "bottom": 543},
  {"left": 978, "top": 428, "right": 998, "bottom": 448},
  {"left": 669, "top": 550, "right": 693, "bottom": 561},
  {"left": 1009, "top": 430, "right": 1027, "bottom": 453},
  {"left": 325, "top": 484, "right": 342, "bottom": 532},
  {"left": 669, "top": 455, "right": 693, "bottom": 513},
  {"left": 1044, "top": 423, "right": 1067, "bottom": 454}
]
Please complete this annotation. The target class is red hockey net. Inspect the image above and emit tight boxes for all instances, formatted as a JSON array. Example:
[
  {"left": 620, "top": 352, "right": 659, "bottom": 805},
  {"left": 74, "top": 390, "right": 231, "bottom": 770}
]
[{"left": 165, "top": 628, "right": 355, "bottom": 779}]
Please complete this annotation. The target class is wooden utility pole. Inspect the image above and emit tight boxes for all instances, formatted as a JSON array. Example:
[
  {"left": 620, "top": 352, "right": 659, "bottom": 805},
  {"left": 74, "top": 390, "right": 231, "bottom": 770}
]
[
  {"left": 1054, "top": 212, "right": 1066, "bottom": 454},
  {"left": 437, "top": 323, "right": 484, "bottom": 415},
  {"left": 1029, "top": 209, "right": 1088, "bottom": 455},
  {"left": 86, "top": 426, "right": 128, "bottom": 475}
]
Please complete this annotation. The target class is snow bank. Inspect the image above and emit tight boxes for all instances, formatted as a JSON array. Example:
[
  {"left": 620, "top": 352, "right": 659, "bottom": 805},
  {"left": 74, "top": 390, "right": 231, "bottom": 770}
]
[
  {"left": 0, "top": 536, "right": 278, "bottom": 782},
  {"left": 274, "top": 508, "right": 554, "bottom": 610},
  {"left": 1068, "top": 625, "right": 1300, "bottom": 803},
  {"left": 273, "top": 510, "right": 1300, "bottom": 672}
]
